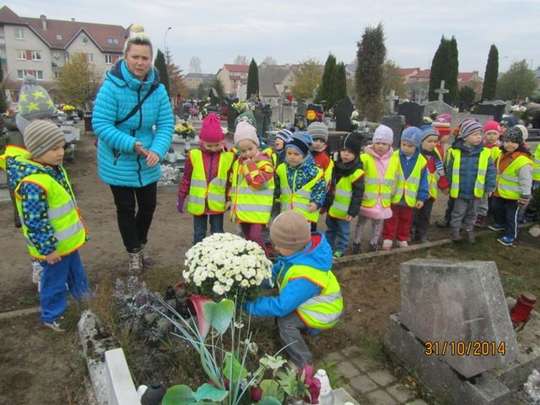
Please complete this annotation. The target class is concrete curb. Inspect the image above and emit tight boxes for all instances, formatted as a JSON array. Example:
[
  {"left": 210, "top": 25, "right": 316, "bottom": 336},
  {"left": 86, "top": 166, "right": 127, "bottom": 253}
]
[{"left": 0, "top": 306, "right": 40, "bottom": 320}]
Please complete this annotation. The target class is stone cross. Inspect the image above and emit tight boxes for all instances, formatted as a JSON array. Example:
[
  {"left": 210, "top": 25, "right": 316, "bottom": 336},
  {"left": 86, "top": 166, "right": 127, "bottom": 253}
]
[
  {"left": 386, "top": 90, "right": 396, "bottom": 114},
  {"left": 435, "top": 80, "right": 449, "bottom": 102}
]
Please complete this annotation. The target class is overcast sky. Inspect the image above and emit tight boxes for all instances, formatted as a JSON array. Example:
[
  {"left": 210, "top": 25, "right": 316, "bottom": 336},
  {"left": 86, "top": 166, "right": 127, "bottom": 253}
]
[{"left": 12, "top": 0, "right": 540, "bottom": 75}]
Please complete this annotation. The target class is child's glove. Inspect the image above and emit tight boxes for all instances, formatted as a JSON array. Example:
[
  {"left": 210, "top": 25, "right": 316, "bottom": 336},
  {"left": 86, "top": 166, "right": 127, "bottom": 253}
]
[{"left": 176, "top": 197, "right": 185, "bottom": 213}]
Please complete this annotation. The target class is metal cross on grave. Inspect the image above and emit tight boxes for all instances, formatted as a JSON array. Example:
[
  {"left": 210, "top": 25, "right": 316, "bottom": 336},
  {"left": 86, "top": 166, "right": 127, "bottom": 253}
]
[
  {"left": 386, "top": 89, "right": 396, "bottom": 113},
  {"left": 435, "top": 80, "right": 449, "bottom": 102}
]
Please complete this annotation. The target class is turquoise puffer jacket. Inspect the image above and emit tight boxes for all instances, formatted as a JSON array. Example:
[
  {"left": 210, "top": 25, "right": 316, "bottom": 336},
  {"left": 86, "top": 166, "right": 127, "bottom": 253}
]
[{"left": 92, "top": 60, "right": 174, "bottom": 187}]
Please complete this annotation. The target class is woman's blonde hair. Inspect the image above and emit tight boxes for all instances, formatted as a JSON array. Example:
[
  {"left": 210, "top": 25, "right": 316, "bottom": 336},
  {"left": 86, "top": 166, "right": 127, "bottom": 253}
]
[{"left": 123, "top": 24, "right": 153, "bottom": 56}]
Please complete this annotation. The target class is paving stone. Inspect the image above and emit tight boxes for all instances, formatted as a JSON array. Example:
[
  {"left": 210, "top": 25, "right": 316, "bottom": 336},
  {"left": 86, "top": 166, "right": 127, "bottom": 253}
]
[
  {"left": 366, "top": 389, "right": 399, "bottom": 405},
  {"left": 351, "top": 356, "right": 383, "bottom": 372},
  {"left": 386, "top": 383, "right": 416, "bottom": 403},
  {"left": 406, "top": 400, "right": 429, "bottom": 405},
  {"left": 367, "top": 369, "right": 397, "bottom": 387},
  {"left": 342, "top": 345, "right": 362, "bottom": 357},
  {"left": 349, "top": 374, "right": 378, "bottom": 394},
  {"left": 324, "top": 351, "right": 345, "bottom": 363},
  {"left": 336, "top": 361, "right": 361, "bottom": 379}
]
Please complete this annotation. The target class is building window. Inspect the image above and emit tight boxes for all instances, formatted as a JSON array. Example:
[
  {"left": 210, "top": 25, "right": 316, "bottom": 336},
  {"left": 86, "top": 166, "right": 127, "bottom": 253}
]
[
  {"left": 17, "top": 50, "right": 26, "bottom": 60},
  {"left": 17, "top": 70, "right": 24, "bottom": 79},
  {"left": 16, "top": 69, "right": 43, "bottom": 80},
  {"left": 36, "top": 70, "right": 43, "bottom": 80},
  {"left": 15, "top": 27, "right": 24, "bottom": 40},
  {"left": 105, "top": 54, "right": 113, "bottom": 64},
  {"left": 31, "top": 50, "right": 42, "bottom": 61}
]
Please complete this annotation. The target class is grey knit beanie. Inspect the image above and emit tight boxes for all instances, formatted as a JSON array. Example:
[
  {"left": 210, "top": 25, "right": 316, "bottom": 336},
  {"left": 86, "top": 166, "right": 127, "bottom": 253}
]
[
  {"left": 307, "top": 121, "right": 329, "bottom": 142},
  {"left": 270, "top": 211, "right": 311, "bottom": 251},
  {"left": 23, "top": 120, "right": 64, "bottom": 157}
]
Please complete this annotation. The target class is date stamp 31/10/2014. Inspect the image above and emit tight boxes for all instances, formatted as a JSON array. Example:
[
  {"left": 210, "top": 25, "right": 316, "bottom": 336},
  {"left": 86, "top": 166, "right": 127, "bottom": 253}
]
[{"left": 424, "top": 340, "right": 507, "bottom": 357}]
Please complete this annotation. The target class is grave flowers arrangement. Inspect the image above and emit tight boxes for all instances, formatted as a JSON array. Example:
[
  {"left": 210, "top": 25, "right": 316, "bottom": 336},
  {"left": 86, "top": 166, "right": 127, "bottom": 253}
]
[
  {"left": 175, "top": 120, "right": 196, "bottom": 139},
  {"left": 183, "top": 233, "right": 272, "bottom": 300},
  {"left": 62, "top": 104, "right": 76, "bottom": 113}
]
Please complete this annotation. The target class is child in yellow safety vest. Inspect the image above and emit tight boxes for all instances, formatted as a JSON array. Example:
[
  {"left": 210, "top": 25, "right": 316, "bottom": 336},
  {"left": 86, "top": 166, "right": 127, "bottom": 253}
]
[
  {"left": 324, "top": 134, "right": 364, "bottom": 258},
  {"left": 475, "top": 120, "right": 503, "bottom": 227},
  {"left": 177, "top": 114, "right": 234, "bottom": 244},
  {"left": 489, "top": 126, "right": 533, "bottom": 247},
  {"left": 229, "top": 121, "right": 274, "bottom": 255},
  {"left": 8, "top": 120, "right": 89, "bottom": 333},
  {"left": 447, "top": 119, "right": 497, "bottom": 243},
  {"left": 352, "top": 125, "right": 395, "bottom": 254},
  {"left": 381, "top": 127, "right": 429, "bottom": 250},
  {"left": 275, "top": 132, "right": 327, "bottom": 230},
  {"left": 244, "top": 211, "right": 343, "bottom": 368}
]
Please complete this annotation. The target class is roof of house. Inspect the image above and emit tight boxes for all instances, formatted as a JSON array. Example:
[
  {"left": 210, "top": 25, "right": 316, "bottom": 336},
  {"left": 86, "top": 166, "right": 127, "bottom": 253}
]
[
  {"left": 398, "top": 67, "right": 420, "bottom": 76},
  {"left": 0, "top": 6, "right": 126, "bottom": 53},
  {"left": 223, "top": 64, "right": 249, "bottom": 73},
  {"left": 259, "top": 64, "right": 292, "bottom": 97},
  {"left": 185, "top": 73, "right": 215, "bottom": 80},
  {"left": 458, "top": 71, "right": 480, "bottom": 82}
]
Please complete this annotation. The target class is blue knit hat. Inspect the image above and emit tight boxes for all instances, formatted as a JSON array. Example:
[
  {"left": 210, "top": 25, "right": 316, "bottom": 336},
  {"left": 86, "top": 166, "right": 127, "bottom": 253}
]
[
  {"left": 401, "top": 126, "right": 422, "bottom": 147},
  {"left": 419, "top": 125, "right": 438, "bottom": 143},
  {"left": 458, "top": 119, "right": 482, "bottom": 139},
  {"left": 276, "top": 128, "right": 294, "bottom": 143},
  {"left": 285, "top": 131, "right": 313, "bottom": 156}
]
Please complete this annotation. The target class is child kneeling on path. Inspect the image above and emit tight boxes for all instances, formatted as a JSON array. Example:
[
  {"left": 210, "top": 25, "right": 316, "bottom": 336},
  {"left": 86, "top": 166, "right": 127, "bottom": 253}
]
[
  {"left": 324, "top": 134, "right": 364, "bottom": 257},
  {"left": 381, "top": 127, "right": 429, "bottom": 250},
  {"left": 447, "top": 119, "right": 496, "bottom": 243},
  {"left": 244, "top": 211, "right": 343, "bottom": 368},
  {"left": 275, "top": 132, "right": 326, "bottom": 228},
  {"left": 177, "top": 114, "right": 234, "bottom": 244},
  {"left": 490, "top": 126, "right": 533, "bottom": 247},
  {"left": 229, "top": 121, "right": 274, "bottom": 254},
  {"left": 11, "top": 120, "right": 89, "bottom": 332}
]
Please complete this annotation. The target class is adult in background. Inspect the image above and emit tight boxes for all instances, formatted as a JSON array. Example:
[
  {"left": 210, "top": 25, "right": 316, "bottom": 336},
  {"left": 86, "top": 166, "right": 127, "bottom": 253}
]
[{"left": 92, "top": 25, "right": 174, "bottom": 272}]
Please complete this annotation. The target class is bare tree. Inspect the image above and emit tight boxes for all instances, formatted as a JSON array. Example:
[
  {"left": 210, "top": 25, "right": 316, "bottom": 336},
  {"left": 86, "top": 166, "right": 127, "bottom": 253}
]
[
  {"left": 262, "top": 56, "right": 277, "bottom": 65},
  {"left": 189, "top": 56, "right": 202, "bottom": 73},
  {"left": 233, "top": 55, "right": 249, "bottom": 65}
]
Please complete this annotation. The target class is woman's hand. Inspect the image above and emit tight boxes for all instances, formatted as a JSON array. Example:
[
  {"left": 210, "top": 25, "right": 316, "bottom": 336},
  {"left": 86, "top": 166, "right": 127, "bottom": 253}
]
[
  {"left": 146, "top": 151, "right": 160, "bottom": 167},
  {"left": 134, "top": 142, "right": 147, "bottom": 157}
]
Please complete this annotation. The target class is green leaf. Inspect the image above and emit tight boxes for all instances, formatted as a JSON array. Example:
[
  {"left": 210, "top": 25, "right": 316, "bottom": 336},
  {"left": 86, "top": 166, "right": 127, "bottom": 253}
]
[
  {"left": 204, "top": 298, "right": 235, "bottom": 335},
  {"left": 260, "top": 380, "right": 284, "bottom": 402},
  {"left": 258, "top": 397, "right": 282, "bottom": 405},
  {"left": 162, "top": 385, "right": 196, "bottom": 405},
  {"left": 194, "top": 384, "right": 228, "bottom": 402},
  {"left": 223, "top": 351, "right": 248, "bottom": 382}
]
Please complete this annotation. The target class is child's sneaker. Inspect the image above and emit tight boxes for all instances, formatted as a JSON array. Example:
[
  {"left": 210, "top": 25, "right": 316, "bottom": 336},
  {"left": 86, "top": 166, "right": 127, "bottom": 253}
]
[
  {"left": 488, "top": 224, "right": 505, "bottom": 232},
  {"left": 368, "top": 242, "right": 378, "bottom": 252},
  {"left": 140, "top": 244, "right": 154, "bottom": 268},
  {"left": 497, "top": 235, "right": 515, "bottom": 247},
  {"left": 397, "top": 241, "right": 409, "bottom": 248},
  {"left": 451, "top": 227, "right": 462, "bottom": 242},
  {"left": 128, "top": 251, "right": 143, "bottom": 273},
  {"left": 382, "top": 239, "right": 393, "bottom": 250},
  {"left": 351, "top": 243, "right": 361, "bottom": 255},
  {"left": 43, "top": 319, "right": 66, "bottom": 333},
  {"left": 474, "top": 215, "right": 488, "bottom": 228},
  {"left": 333, "top": 251, "right": 344, "bottom": 258}
]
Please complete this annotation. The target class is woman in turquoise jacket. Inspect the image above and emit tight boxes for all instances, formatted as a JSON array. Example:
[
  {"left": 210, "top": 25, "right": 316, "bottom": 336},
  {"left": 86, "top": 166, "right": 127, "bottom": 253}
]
[{"left": 92, "top": 28, "right": 174, "bottom": 272}]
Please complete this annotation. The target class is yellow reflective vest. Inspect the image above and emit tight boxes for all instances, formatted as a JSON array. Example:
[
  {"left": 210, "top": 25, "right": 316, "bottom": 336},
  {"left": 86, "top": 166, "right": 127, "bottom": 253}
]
[
  {"left": 0, "top": 145, "right": 31, "bottom": 171},
  {"left": 391, "top": 151, "right": 427, "bottom": 207},
  {"left": 230, "top": 158, "right": 275, "bottom": 224},
  {"left": 533, "top": 144, "right": 540, "bottom": 182},
  {"left": 278, "top": 264, "right": 343, "bottom": 330},
  {"left": 276, "top": 163, "right": 323, "bottom": 223},
  {"left": 489, "top": 146, "right": 502, "bottom": 164},
  {"left": 187, "top": 149, "right": 234, "bottom": 215},
  {"left": 360, "top": 152, "right": 400, "bottom": 208},
  {"left": 14, "top": 158, "right": 86, "bottom": 260},
  {"left": 328, "top": 168, "right": 364, "bottom": 219},
  {"left": 449, "top": 148, "right": 491, "bottom": 199},
  {"left": 496, "top": 155, "right": 532, "bottom": 200},
  {"left": 323, "top": 159, "right": 334, "bottom": 186}
]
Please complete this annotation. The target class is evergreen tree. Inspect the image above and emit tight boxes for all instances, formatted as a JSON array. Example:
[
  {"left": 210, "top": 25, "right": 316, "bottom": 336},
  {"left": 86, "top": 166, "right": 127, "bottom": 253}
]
[
  {"left": 213, "top": 78, "right": 225, "bottom": 101},
  {"left": 447, "top": 36, "right": 459, "bottom": 105},
  {"left": 428, "top": 36, "right": 448, "bottom": 101},
  {"left": 355, "top": 24, "right": 386, "bottom": 121},
  {"left": 334, "top": 62, "right": 347, "bottom": 104},
  {"left": 317, "top": 54, "right": 337, "bottom": 109},
  {"left": 0, "top": 59, "right": 6, "bottom": 114},
  {"left": 154, "top": 49, "right": 170, "bottom": 94},
  {"left": 247, "top": 58, "right": 259, "bottom": 99},
  {"left": 482, "top": 45, "right": 499, "bottom": 100},
  {"left": 459, "top": 86, "right": 476, "bottom": 110}
]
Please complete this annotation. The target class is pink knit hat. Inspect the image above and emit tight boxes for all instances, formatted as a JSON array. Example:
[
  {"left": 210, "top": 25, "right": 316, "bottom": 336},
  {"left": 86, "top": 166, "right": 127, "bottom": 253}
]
[
  {"left": 199, "top": 113, "right": 224, "bottom": 143},
  {"left": 483, "top": 120, "right": 501, "bottom": 134},
  {"left": 234, "top": 121, "right": 259, "bottom": 146}
]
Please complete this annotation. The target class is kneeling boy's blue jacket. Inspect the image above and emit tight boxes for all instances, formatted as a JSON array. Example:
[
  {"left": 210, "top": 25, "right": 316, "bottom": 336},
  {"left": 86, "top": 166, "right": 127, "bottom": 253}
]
[{"left": 244, "top": 233, "right": 332, "bottom": 318}]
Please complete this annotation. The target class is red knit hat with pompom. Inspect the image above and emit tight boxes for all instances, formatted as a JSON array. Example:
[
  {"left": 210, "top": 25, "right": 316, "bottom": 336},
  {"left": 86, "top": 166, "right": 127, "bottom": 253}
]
[{"left": 199, "top": 113, "right": 224, "bottom": 143}]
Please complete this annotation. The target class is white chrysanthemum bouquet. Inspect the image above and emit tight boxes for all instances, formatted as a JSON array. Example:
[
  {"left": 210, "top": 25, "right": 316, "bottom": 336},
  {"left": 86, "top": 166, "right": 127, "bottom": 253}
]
[{"left": 183, "top": 233, "right": 273, "bottom": 299}]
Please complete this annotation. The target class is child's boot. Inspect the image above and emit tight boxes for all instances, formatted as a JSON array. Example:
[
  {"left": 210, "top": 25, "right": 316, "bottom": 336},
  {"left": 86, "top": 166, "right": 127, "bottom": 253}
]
[
  {"left": 140, "top": 244, "right": 154, "bottom": 268},
  {"left": 351, "top": 243, "right": 361, "bottom": 255},
  {"left": 451, "top": 227, "right": 462, "bottom": 242},
  {"left": 382, "top": 239, "right": 393, "bottom": 250},
  {"left": 128, "top": 250, "right": 143, "bottom": 273}
]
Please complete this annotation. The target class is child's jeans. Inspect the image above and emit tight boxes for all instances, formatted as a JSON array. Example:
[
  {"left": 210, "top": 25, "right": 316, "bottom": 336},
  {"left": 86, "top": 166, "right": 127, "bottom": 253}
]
[
  {"left": 240, "top": 223, "right": 268, "bottom": 255},
  {"left": 492, "top": 197, "right": 520, "bottom": 240},
  {"left": 450, "top": 198, "right": 480, "bottom": 231},
  {"left": 278, "top": 312, "right": 314, "bottom": 368},
  {"left": 353, "top": 215, "right": 384, "bottom": 247},
  {"left": 383, "top": 204, "right": 414, "bottom": 242},
  {"left": 40, "top": 251, "right": 89, "bottom": 323},
  {"left": 325, "top": 216, "right": 350, "bottom": 253},
  {"left": 193, "top": 214, "right": 224, "bottom": 244}
]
